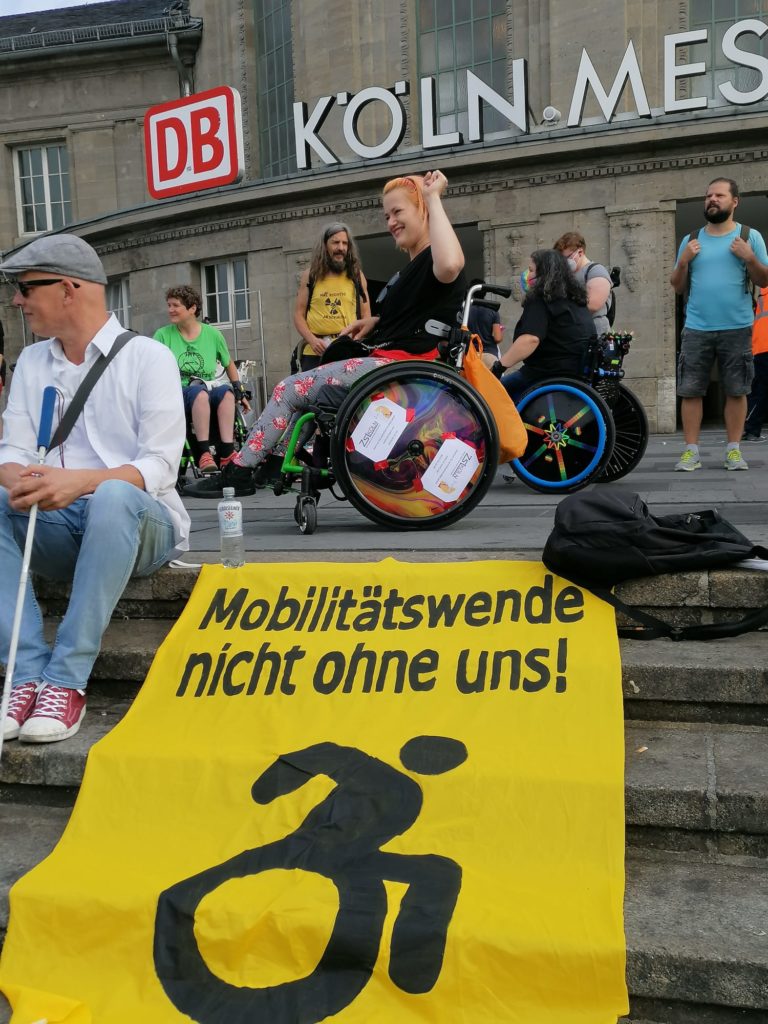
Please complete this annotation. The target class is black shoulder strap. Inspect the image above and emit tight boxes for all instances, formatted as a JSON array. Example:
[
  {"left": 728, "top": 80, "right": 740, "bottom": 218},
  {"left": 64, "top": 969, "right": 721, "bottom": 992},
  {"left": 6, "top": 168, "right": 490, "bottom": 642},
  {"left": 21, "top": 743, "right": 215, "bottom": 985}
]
[
  {"left": 683, "top": 230, "right": 700, "bottom": 304},
  {"left": 305, "top": 274, "right": 315, "bottom": 317},
  {"left": 47, "top": 330, "right": 136, "bottom": 453},
  {"left": 587, "top": 553, "right": 768, "bottom": 641}
]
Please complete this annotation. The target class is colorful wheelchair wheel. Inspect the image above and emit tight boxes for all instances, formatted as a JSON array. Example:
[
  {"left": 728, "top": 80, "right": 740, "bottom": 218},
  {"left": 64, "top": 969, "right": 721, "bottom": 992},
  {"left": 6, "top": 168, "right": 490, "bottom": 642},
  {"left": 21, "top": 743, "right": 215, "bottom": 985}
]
[
  {"left": 512, "top": 378, "right": 615, "bottom": 493},
  {"left": 331, "top": 361, "right": 499, "bottom": 529},
  {"left": 596, "top": 384, "right": 648, "bottom": 483}
]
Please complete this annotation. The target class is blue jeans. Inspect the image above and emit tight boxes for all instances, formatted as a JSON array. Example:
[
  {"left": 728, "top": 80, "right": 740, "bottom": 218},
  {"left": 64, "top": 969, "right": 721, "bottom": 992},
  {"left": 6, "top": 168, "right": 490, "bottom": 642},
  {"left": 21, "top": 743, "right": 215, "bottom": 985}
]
[
  {"left": 0, "top": 479, "right": 175, "bottom": 691},
  {"left": 500, "top": 366, "right": 549, "bottom": 403}
]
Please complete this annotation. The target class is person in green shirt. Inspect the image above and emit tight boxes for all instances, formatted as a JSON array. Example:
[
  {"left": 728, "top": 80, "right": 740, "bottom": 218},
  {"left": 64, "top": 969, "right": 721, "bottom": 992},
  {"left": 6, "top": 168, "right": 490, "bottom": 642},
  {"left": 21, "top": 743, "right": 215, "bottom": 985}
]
[{"left": 154, "top": 285, "right": 249, "bottom": 473}]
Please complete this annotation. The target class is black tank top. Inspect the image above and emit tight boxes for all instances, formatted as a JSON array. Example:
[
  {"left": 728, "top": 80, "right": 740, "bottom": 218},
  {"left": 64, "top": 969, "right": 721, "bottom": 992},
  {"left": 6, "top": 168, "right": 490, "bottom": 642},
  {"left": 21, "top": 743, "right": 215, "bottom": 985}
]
[{"left": 369, "top": 247, "right": 467, "bottom": 355}]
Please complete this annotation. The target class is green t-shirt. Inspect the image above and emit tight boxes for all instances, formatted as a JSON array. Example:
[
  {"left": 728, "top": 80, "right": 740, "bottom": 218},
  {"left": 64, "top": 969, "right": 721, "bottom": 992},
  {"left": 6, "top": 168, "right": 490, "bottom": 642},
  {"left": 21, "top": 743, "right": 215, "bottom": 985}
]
[{"left": 153, "top": 322, "right": 231, "bottom": 386}]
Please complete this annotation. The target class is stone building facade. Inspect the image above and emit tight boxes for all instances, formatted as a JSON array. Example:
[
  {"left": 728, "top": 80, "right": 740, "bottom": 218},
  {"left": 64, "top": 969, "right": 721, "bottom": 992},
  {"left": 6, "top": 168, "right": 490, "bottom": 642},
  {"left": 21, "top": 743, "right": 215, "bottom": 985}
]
[{"left": 1, "top": 0, "right": 767, "bottom": 430}]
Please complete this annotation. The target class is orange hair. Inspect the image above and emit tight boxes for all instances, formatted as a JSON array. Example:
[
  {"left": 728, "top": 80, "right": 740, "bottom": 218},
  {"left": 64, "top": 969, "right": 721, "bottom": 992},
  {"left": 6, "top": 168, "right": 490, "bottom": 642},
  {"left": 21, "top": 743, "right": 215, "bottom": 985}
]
[{"left": 383, "top": 174, "right": 427, "bottom": 218}]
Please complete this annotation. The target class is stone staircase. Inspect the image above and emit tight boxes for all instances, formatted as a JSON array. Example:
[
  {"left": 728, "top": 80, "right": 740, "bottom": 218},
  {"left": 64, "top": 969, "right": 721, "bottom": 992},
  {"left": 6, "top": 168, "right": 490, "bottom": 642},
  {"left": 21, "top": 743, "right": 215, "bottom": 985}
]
[{"left": 1, "top": 564, "right": 767, "bottom": 1024}]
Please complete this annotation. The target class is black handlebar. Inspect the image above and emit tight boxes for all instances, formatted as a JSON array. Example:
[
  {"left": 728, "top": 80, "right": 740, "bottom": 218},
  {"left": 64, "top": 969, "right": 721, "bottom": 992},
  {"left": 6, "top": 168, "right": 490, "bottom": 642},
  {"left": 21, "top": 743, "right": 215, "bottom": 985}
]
[{"left": 476, "top": 283, "right": 512, "bottom": 299}]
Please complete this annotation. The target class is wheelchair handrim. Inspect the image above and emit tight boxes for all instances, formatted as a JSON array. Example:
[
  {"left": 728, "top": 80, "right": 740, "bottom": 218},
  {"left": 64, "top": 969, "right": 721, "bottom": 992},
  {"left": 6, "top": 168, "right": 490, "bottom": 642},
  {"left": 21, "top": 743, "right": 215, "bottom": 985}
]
[
  {"left": 512, "top": 381, "right": 610, "bottom": 490},
  {"left": 332, "top": 363, "right": 498, "bottom": 527}
]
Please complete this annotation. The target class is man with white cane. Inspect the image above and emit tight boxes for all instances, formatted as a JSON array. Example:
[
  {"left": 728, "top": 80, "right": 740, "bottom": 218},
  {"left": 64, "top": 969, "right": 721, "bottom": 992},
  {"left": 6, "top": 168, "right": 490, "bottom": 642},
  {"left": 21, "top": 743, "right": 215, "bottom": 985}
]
[{"left": 0, "top": 234, "right": 189, "bottom": 745}]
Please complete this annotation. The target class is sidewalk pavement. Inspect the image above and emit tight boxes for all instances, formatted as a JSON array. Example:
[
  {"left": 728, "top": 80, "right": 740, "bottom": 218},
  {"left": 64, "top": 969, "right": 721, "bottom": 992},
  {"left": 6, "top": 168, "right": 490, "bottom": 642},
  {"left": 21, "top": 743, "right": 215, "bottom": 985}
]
[{"left": 179, "top": 429, "right": 768, "bottom": 561}]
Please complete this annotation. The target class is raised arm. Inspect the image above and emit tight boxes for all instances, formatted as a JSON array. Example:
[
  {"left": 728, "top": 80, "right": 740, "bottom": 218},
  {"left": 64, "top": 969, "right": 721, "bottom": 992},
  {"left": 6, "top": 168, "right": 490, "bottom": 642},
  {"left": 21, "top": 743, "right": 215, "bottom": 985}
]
[{"left": 422, "top": 170, "right": 464, "bottom": 284}]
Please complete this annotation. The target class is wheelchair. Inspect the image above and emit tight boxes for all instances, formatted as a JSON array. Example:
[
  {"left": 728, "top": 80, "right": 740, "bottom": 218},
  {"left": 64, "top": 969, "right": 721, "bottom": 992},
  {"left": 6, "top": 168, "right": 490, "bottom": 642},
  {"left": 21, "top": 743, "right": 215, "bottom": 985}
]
[
  {"left": 509, "top": 330, "right": 649, "bottom": 494},
  {"left": 177, "top": 378, "right": 251, "bottom": 491},
  {"left": 261, "top": 283, "right": 510, "bottom": 534}
]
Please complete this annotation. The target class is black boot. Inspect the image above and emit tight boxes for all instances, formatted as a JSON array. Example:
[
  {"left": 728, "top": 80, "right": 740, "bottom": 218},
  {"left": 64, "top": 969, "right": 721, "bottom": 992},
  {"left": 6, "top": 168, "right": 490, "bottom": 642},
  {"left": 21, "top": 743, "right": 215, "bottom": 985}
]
[{"left": 183, "top": 460, "right": 256, "bottom": 499}]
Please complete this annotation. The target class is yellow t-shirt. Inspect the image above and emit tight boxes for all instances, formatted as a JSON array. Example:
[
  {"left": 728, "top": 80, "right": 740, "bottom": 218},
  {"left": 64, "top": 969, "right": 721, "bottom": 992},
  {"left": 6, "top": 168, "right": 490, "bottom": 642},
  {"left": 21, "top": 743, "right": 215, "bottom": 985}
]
[{"left": 303, "top": 273, "right": 358, "bottom": 354}]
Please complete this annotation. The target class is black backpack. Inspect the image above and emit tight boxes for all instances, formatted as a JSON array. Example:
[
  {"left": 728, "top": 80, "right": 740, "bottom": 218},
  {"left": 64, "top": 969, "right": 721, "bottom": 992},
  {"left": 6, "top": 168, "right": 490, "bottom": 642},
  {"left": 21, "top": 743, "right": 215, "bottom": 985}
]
[
  {"left": 542, "top": 489, "right": 768, "bottom": 641},
  {"left": 584, "top": 263, "right": 619, "bottom": 327}
]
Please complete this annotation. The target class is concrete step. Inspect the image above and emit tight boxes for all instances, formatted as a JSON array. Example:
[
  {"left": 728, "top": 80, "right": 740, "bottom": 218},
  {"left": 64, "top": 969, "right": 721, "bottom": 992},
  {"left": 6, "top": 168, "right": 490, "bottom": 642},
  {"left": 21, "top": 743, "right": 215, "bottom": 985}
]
[
  {"left": 1, "top": 829, "right": 764, "bottom": 1023},
  {"left": 32, "top": 565, "right": 768, "bottom": 626},
  {"left": 621, "top": 633, "right": 768, "bottom": 726},
  {"left": 18, "top": 617, "right": 768, "bottom": 727},
  {"left": 2, "top": 714, "right": 766, "bottom": 856}
]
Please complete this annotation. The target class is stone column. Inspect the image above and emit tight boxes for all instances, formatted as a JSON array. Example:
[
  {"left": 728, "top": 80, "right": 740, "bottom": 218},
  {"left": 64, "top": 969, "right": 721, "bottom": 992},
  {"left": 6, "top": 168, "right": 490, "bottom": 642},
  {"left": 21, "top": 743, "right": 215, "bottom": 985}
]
[{"left": 606, "top": 201, "right": 678, "bottom": 432}]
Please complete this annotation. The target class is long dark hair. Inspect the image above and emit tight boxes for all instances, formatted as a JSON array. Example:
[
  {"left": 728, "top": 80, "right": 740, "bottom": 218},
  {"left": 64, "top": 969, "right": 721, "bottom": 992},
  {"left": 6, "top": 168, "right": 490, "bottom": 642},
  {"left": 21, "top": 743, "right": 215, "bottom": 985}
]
[
  {"left": 308, "top": 222, "right": 363, "bottom": 284},
  {"left": 526, "top": 249, "right": 587, "bottom": 306}
]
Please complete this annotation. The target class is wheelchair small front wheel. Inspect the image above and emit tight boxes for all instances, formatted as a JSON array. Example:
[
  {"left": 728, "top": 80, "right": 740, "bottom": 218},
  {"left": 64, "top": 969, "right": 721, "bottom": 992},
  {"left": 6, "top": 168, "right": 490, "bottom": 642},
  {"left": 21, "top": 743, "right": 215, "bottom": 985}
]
[
  {"left": 331, "top": 361, "right": 499, "bottom": 530},
  {"left": 296, "top": 496, "right": 318, "bottom": 534},
  {"left": 512, "top": 378, "right": 615, "bottom": 494}
]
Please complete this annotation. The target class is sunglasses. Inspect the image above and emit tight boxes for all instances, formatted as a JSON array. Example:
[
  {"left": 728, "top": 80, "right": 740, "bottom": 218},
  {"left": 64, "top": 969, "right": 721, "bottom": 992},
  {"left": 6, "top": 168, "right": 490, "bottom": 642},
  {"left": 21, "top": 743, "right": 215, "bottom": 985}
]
[{"left": 14, "top": 278, "right": 80, "bottom": 297}]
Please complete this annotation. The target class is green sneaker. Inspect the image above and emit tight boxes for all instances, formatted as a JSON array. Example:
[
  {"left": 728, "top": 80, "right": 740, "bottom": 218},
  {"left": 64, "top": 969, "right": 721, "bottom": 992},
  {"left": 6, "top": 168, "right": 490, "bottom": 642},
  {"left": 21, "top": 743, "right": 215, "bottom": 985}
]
[
  {"left": 674, "top": 449, "right": 701, "bottom": 472},
  {"left": 724, "top": 448, "right": 748, "bottom": 470}
]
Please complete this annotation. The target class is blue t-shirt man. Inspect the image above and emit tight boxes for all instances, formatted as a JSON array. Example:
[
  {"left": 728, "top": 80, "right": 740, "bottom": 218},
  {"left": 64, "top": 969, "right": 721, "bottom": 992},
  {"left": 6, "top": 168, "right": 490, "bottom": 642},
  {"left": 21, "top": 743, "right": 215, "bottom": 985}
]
[
  {"left": 678, "top": 225, "right": 768, "bottom": 331},
  {"left": 670, "top": 177, "right": 768, "bottom": 474}
]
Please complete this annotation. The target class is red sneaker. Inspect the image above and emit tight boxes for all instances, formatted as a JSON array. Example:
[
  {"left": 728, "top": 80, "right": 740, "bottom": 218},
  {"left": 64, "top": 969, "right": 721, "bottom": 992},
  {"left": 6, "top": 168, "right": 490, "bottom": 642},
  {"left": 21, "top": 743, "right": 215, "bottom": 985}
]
[
  {"left": 2, "top": 682, "right": 40, "bottom": 741},
  {"left": 19, "top": 684, "right": 86, "bottom": 744},
  {"left": 218, "top": 452, "right": 237, "bottom": 469},
  {"left": 198, "top": 451, "right": 218, "bottom": 474}
]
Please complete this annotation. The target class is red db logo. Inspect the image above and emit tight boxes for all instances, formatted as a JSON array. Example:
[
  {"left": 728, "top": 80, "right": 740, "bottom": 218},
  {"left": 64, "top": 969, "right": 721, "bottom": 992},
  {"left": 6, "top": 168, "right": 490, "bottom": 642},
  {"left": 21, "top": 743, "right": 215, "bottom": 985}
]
[{"left": 144, "top": 86, "right": 244, "bottom": 199}]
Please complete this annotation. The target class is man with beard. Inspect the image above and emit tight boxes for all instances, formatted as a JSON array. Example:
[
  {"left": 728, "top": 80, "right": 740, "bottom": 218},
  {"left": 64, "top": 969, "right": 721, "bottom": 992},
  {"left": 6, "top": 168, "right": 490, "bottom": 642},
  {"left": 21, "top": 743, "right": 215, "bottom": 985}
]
[
  {"left": 293, "top": 222, "right": 370, "bottom": 371},
  {"left": 670, "top": 178, "right": 768, "bottom": 471}
]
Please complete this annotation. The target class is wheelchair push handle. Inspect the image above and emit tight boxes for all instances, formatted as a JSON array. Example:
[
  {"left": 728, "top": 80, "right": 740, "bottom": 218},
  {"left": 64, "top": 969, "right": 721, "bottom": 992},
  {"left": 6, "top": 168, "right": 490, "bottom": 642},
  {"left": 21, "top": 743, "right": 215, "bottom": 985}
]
[{"left": 460, "top": 282, "right": 512, "bottom": 326}]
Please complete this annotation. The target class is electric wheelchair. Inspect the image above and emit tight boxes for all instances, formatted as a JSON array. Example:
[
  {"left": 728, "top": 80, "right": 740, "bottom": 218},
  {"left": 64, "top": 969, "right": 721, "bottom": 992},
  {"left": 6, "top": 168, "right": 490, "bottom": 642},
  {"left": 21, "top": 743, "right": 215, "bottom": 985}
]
[
  {"left": 248, "top": 286, "right": 649, "bottom": 533},
  {"left": 509, "top": 330, "right": 648, "bottom": 494}
]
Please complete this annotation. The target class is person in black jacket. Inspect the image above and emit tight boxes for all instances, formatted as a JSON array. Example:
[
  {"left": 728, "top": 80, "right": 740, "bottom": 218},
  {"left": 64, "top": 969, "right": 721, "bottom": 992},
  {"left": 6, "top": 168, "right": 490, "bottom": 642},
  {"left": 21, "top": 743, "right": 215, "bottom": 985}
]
[{"left": 496, "top": 249, "right": 596, "bottom": 402}]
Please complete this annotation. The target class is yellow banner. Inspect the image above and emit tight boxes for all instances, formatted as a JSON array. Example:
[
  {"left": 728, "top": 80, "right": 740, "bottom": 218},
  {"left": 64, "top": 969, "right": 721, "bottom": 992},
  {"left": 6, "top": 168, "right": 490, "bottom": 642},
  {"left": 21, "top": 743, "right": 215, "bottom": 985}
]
[{"left": 0, "top": 560, "right": 627, "bottom": 1023}]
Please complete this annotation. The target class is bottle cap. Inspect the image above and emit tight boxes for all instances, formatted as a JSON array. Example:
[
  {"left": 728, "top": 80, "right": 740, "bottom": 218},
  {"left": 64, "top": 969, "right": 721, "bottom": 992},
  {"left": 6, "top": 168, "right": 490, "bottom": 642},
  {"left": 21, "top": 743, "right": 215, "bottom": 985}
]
[{"left": 222, "top": 487, "right": 235, "bottom": 499}]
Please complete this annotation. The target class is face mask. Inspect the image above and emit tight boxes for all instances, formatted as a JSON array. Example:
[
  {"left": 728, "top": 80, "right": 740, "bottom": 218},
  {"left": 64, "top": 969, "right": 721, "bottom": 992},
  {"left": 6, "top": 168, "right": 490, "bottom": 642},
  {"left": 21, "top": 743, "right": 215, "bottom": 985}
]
[
  {"left": 520, "top": 269, "right": 536, "bottom": 294},
  {"left": 566, "top": 255, "right": 579, "bottom": 272}
]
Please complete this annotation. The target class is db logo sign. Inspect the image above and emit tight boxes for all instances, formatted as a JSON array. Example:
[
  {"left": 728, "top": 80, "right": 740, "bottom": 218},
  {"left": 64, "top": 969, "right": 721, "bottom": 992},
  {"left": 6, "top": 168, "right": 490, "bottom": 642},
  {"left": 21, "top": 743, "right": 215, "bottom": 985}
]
[{"left": 144, "top": 86, "right": 244, "bottom": 199}]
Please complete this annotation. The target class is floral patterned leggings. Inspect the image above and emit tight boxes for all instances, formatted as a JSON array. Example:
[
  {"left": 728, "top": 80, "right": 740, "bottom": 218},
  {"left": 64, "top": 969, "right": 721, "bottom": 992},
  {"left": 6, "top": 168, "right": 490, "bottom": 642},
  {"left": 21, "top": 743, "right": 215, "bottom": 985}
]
[{"left": 233, "top": 356, "right": 392, "bottom": 468}]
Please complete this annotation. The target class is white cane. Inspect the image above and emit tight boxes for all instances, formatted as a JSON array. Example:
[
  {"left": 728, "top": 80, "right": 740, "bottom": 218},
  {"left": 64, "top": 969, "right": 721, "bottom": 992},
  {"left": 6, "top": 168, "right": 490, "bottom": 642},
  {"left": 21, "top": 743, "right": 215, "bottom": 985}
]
[{"left": 0, "top": 386, "right": 57, "bottom": 764}]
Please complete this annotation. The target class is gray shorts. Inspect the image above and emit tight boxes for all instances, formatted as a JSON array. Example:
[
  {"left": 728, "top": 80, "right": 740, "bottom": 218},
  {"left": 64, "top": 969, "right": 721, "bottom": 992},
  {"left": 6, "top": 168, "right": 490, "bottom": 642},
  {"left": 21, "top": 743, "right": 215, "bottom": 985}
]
[{"left": 677, "top": 327, "right": 754, "bottom": 397}]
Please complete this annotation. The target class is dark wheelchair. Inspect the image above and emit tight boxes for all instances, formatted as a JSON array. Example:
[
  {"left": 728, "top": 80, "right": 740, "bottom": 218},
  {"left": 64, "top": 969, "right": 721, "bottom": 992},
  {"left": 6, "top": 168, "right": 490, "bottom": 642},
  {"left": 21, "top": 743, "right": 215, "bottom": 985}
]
[
  {"left": 176, "top": 377, "right": 251, "bottom": 491},
  {"left": 508, "top": 330, "right": 649, "bottom": 494},
  {"left": 253, "top": 285, "right": 649, "bottom": 533}
]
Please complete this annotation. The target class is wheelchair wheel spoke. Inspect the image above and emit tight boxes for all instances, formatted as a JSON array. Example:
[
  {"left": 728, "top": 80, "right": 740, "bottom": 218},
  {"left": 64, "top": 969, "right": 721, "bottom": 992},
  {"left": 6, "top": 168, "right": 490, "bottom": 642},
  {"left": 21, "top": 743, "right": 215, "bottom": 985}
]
[
  {"left": 562, "top": 403, "right": 595, "bottom": 430},
  {"left": 555, "top": 447, "right": 568, "bottom": 482}
]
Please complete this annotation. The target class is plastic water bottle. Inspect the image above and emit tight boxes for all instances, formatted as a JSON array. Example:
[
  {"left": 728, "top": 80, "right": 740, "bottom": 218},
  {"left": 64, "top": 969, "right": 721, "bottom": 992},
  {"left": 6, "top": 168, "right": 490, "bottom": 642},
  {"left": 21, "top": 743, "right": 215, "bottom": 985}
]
[{"left": 217, "top": 487, "right": 245, "bottom": 568}]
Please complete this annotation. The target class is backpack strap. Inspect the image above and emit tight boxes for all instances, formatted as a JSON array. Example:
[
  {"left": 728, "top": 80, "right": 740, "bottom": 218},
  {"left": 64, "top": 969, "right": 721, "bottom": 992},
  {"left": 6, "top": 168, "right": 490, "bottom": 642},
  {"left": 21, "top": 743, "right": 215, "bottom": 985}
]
[
  {"left": 589, "top": 548, "right": 768, "bottom": 640},
  {"left": 47, "top": 330, "right": 136, "bottom": 453},
  {"left": 305, "top": 273, "right": 315, "bottom": 317}
]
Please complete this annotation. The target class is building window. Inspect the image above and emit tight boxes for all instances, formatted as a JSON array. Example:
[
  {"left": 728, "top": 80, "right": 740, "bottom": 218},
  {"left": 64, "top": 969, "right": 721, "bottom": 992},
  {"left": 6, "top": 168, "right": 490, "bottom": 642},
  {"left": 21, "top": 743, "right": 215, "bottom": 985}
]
[
  {"left": 418, "top": 0, "right": 508, "bottom": 137},
  {"left": 15, "top": 144, "right": 71, "bottom": 234},
  {"left": 202, "top": 259, "right": 249, "bottom": 325},
  {"left": 255, "top": 0, "right": 295, "bottom": 178},
  {"left": 106, "top": 278, "right": 130, "bottom": 327},
  {"left": 689, "top": 0, "right": 768, "bottom": 101}
]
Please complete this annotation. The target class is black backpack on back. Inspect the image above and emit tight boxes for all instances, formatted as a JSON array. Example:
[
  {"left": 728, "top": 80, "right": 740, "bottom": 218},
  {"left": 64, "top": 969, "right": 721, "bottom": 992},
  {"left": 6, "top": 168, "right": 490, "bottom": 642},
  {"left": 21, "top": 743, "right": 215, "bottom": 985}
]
[{"left": 543, "top": 489, "right": 768, "bottom": 641}]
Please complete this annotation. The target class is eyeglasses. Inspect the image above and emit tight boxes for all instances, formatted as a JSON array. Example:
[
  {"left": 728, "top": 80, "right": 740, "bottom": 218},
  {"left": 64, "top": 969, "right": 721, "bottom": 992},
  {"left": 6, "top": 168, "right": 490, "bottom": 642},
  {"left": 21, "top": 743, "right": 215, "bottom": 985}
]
[{"left": 14, "top": 278, "right": 80, "bottom": 297}]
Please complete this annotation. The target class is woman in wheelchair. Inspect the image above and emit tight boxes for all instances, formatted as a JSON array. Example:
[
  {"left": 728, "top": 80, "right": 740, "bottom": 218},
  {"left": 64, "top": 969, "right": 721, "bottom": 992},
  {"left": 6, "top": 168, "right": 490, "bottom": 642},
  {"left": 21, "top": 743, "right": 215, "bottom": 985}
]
[
  {"left": 494, "top": 249, "right": 597, "bottom": 401},
  {"left": 154, "top": 285, "right": 250, "bottom": 475},
  {"left": 185, "top": 169, "right": 466, "bottom": 498}
]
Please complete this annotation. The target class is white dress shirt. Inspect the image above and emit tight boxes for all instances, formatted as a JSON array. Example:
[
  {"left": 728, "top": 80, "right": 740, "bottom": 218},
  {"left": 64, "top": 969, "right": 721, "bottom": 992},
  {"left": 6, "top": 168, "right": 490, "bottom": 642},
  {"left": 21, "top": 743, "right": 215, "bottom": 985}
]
[{"left": 0, "top": 315, "right": 190, "bottom": 555}]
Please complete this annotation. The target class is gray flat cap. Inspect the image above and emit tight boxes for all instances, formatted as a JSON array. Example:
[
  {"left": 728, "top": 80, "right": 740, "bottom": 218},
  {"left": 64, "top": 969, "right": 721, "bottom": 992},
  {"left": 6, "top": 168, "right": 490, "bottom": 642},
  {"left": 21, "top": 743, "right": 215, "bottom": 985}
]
[{"left": 0, "top": 233, "right": 107, "bottom": 285}]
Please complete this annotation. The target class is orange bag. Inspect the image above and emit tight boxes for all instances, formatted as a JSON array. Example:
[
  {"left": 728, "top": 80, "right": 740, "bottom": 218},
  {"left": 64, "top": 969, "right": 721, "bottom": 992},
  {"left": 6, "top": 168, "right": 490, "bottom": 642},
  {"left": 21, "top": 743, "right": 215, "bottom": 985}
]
[{"left": 461, "top": 336, "right": 527, "bottom": 463}]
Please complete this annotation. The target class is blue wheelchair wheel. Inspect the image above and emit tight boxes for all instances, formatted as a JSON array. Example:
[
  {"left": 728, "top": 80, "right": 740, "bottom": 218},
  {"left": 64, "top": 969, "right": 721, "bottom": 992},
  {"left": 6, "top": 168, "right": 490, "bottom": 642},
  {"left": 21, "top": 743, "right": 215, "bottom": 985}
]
[
  {"left": 332, "top": 361, "right": 499, "bottom": 529},
  {"left": 512, "top": 378, "right": 615, "bottom": 494}
]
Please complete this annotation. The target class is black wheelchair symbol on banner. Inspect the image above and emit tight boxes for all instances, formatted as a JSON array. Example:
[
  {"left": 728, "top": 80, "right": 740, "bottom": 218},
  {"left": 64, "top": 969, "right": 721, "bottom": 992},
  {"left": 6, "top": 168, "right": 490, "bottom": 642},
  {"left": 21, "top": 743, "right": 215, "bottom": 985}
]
[{"left": 154, "top": 736, "right": 467, "bottom": 1024}]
